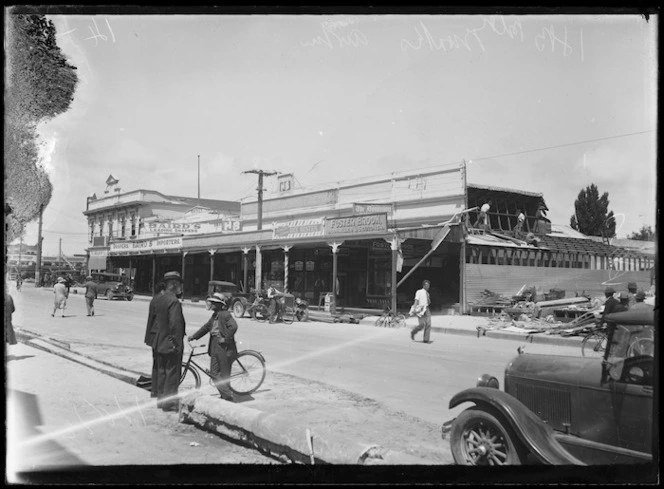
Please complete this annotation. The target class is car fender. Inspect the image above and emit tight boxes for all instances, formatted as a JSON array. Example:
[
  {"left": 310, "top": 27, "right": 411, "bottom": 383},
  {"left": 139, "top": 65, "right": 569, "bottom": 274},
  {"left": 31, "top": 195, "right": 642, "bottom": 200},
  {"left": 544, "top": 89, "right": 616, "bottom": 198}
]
[{"left": 449, "top": 387, "right": 585, "bottom": 465}]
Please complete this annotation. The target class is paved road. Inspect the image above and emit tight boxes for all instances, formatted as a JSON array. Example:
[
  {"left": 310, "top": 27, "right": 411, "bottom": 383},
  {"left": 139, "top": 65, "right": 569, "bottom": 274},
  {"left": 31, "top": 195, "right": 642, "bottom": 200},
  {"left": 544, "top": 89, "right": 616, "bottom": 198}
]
[
  {"left": 11, "top": 285, "right": 583, "bottom": 427},
  {"left": 6, "top": 341, "right": 277, "bottom": 483}
]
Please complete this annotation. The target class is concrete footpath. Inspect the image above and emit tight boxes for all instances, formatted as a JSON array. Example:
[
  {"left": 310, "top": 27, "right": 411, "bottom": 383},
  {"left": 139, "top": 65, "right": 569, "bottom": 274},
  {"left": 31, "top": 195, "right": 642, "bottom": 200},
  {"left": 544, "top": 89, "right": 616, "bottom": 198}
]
[{"left": 14, "top": 289, "right": 583, "bottom": 465}]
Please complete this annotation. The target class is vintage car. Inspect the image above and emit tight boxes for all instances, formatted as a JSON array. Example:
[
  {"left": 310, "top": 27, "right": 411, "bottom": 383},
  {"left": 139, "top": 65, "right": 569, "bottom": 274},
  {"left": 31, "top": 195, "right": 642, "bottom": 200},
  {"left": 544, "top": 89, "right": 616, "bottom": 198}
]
[
  {"left": 92, "top": 272, "right": 134, "bottom": 301},
  {"left": 207, "top": 280, "right": 252, "bottom": 318},
  {"left": 443, "top": 307, "right": 655, "bottom": 465}
]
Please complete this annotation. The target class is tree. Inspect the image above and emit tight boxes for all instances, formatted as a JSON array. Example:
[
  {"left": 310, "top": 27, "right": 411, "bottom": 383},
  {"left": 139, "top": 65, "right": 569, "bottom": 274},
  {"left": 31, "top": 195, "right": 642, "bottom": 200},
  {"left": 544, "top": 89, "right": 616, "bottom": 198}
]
[
  {"left": 5, "top": 12, "right": 78, "bottom": 244},
  {"left": 627, "top": 225, "right": 655, "bottom": 241},
  {"left": 569, "top": 184, "right": 616, "bottom": 238}
]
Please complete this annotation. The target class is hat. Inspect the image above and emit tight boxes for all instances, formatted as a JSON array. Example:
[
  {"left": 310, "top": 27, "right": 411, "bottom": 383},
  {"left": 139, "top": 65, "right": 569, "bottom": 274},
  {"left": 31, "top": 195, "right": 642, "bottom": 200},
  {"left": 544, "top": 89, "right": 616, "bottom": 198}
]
[
  {"left": 207, "top": 292, "right": 225, "bottom": 303},
  {"left": 604, "top": 287, "right": 615, "bottom": 295},
  {"left": 619, "top": 291, "right": 629, "bottom": 300},
  {"left": 57, "top": 276, "right": 65, "bottom": 283},
  {"left": 627, "top": 282, "right": 637, "bottom": 291},
  {"left": 86, "top": 275, "right": 93, "bottom": 280},
  {"left": 635, "top": 290, "right": 646, "bottom": 301},
  {"left": 163, "top": 271, "right": 183, "bottom": 282}
]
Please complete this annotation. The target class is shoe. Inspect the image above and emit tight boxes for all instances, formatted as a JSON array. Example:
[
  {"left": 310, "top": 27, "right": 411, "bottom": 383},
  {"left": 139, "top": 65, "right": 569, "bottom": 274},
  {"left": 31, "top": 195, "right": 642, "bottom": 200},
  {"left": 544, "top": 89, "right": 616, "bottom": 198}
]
[
  {"left": 92, "top": 311, "right": 95, "bottom": 316},
  {"left": 51, "top": 314, "right": 54, "bottom": 317},
  {"left": 220, "top": 396, "right": 235, "bottom": 403},
  {"left": 410, "top": 330, "right": 415, "bottom": 341},
  {"left": 87, "top": 314, "right": 91, "bottom": 317},
  {"left": 423, "top": 340, "right": 433, "bottom": 344}
]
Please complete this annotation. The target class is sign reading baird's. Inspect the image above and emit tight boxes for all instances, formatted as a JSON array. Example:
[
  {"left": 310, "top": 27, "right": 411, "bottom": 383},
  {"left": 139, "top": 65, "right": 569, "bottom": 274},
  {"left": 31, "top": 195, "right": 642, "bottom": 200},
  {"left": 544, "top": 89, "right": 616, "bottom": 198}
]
[
  {"left": 110, "top": 237, "right": 183, "bottom": 254},
  {"left": 325, "top": 213, "right": 388, "bottom": 235}
]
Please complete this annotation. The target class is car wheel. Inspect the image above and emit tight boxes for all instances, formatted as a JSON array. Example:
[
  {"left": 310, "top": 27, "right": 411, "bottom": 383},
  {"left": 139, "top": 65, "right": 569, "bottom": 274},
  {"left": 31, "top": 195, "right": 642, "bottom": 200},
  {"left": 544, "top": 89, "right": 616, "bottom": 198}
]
[
  {"left": 232, "top": 300, "right": 245, "bottom": 318},
  {"left": 106, "top": 290, "right": 114, "bottom": 301},
  {"left": 126, "top": 294, "right": 134, "bottom": 302},
  {"left": 450, "top": 407, "right": 524, "bottom": 465}
]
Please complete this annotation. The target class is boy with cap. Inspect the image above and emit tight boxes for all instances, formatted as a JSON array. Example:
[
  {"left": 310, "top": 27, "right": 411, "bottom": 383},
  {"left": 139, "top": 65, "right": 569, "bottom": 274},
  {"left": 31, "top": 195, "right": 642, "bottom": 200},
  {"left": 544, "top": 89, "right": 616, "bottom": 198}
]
[
  {"left": 188, "top": 293, "right": 238, "bottom": 402},
  {"left": 627, "top": 282, "right": 638, "bottom": 307},
  {"left": 630, "top": 290, "right": 652, "bottom": 310}
]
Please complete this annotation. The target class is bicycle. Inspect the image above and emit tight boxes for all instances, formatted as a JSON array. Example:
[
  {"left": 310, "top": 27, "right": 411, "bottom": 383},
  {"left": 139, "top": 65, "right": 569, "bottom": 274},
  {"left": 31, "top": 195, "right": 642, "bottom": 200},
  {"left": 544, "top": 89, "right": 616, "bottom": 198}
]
[
  {"left": 245, "top": 297, "right": 270, "bottom": 322},
  {"left": 180, "top": 341, "right": 267, "bottom": 396},
  {"left": 375, "top": 307, "right": 407, "bottom": 328},
  {"left": 581, "top": 323, "right": 608, "bottom": 358}
]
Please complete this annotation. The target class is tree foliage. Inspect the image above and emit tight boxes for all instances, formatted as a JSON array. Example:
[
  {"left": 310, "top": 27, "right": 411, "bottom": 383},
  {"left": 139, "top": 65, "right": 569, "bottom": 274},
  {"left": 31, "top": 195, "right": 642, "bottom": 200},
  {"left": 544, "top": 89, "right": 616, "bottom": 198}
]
[
  {"left": 627, "top": 225, "right": 655, "bottom": 241},
  {"left": 569, "top": 184, "right": 616, "bottom": 238},
  {"left": 5, "top": 13, "right": 78, "bottom": 243}
]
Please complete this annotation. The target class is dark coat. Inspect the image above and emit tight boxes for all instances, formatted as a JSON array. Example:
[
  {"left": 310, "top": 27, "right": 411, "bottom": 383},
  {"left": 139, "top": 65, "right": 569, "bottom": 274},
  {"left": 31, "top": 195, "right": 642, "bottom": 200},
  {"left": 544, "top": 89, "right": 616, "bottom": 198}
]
[
  {"left": 84, "top": 280, "right": 98, "bottom": 299},
  {"left": 190, "top": 310, "right": 237, "bottom": 355},
  {"left": 144, "top": 293, "right": 161, "bottom": 346},
  {"left": 602, "top": 296, "right": 620, "bottom": 317},
  {"left": 151, "top": 291, "right": 186, "bottom": 355},
  {"left": 5, "top": 292, "right": 17, "bottom": 345}
]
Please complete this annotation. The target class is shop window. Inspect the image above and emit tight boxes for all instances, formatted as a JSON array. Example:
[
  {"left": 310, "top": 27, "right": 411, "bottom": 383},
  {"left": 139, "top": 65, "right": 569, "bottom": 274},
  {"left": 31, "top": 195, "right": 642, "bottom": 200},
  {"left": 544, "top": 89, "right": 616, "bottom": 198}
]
[
  {"left": 367, "top": 255, "right": 390, "bottom": 296},
  {"left": 121, "top": 219, "right": 126, "bottom": 237},
  {"left": 480, "top": 250, "right": 488, "bottom": 265}
]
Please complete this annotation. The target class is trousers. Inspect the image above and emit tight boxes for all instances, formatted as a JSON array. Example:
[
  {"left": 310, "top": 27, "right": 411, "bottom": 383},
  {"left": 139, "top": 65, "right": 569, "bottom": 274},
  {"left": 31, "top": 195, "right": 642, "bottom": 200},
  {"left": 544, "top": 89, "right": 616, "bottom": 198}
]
[
  {"left": 85, "top": 296, "right": 95, "bottom": 315},
  {"left": 411, "top": 308, "right": 431, "bottom": 342},
  {"left": 154, "top": 351, "right": 182, "bottom": 408},
  {"left": 210, "top": 340, "right": 236, "bottom": 400}
]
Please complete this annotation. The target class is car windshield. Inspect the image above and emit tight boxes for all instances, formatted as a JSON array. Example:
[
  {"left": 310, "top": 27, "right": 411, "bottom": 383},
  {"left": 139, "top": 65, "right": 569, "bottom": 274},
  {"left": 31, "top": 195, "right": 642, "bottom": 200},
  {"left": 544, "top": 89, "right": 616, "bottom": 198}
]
[
  {"left": 210, "top": 284, "right": 237, "bottom": 294},
  {"left": 607, "top": 324, "right": 654, "bottom": 360},
  {"left": 93, "top": 274, "right": 129, "bottom": 286}
]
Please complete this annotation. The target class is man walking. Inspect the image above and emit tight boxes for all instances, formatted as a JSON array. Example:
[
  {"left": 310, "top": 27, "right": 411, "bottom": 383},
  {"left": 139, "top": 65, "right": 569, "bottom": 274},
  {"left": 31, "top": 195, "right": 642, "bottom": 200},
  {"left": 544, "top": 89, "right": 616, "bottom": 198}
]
[
  {"left": 144, "top": 282, "right": 165, "bottom": 399},
  {"left": 84, "top": 275, "right": 98, "bottom": 317},
  {"left": 410, "top": 280, "right": 432, "bottom": 344},
  {"left": 601, "top": 287, "right": 619, "bottom": 321},
  {"left": 151, "top": 272, "right": 186, "bottom": 412},
  {"left": 188, "top": 293, "right": 238, "bottom": 402}
]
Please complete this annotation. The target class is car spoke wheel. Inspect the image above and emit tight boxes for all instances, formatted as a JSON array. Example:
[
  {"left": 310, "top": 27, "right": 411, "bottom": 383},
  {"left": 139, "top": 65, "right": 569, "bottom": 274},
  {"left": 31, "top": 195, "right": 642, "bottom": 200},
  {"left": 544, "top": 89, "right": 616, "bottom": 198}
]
[
  {"left": 106, "top": 290, "right": 114, "bottom": 301},
  {"left": 582, "top": 332, "right": 607, "bottom": 358},
  {"left": 450, "top": 407, "right": 523, "bottom": 466},
  {"left": 232, "top": 301, "right": 245, "bottom": 318},
  {"left": 627, "top": 337, "right": 654, "bottom": 357}
]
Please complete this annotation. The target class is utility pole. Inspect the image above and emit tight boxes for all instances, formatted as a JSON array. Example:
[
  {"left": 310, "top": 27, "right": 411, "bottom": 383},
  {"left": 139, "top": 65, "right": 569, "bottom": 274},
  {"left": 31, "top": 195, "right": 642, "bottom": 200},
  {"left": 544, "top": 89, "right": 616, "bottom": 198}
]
[
  {"left": 18, "top": 235, "right": 23, "bottom": 279},
  {"left": 243, "top": 169, "right": 278, "bottom": 230},
  {"left": 197, "top": 154, "right": 201, "bottom": 206},
  {"left": 59, "top": 237, "right": 62, "bottom": 265},
  {"left": 35, "top": 205, "right": 43, "bottom": 287}
]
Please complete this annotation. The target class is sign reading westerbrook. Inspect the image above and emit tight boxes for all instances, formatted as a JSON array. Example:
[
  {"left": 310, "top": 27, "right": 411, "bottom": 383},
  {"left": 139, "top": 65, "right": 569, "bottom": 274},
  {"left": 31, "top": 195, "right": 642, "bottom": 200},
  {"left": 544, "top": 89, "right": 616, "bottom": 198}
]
[{"left": 325, "top": 213, "right": 387, "bottom": 235}]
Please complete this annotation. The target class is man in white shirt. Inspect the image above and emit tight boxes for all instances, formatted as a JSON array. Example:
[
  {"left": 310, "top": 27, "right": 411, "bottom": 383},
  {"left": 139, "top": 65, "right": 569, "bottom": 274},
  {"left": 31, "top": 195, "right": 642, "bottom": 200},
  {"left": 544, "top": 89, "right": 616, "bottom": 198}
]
[
  {"left": 410, "top": 280, "right": 432, "bottom": 343},
  {"left": 477, "top": 201, "right": 491, "bottom": 230},
  {"left": 514, "top": 209, "right": 526, "bottom": 239},
  {"left": 267, "top": 284, "right": 283, "bottom": 323}
]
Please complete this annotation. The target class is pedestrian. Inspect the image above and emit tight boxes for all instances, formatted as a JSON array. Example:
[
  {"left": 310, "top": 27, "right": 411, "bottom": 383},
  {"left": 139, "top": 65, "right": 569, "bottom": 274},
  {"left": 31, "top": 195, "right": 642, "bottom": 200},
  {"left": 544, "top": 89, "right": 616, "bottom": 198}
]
[
  {"left": 627, "top": 282, "right": 638, "bottom": 307},
  {"left": 601, "top": 287, "right": 619, "bottom": 321},
  {"left": 5, "top": 290, "right": 18, "bottom": 346},
  {"left": 630, "top": 290, "right": 652, "bottom": 310},
  {"left": 188, "top": 293, "right": 238, "bottom": 402},
  {"left": 16, "top": 274, "right": 22, "bottom": 292},
  {"left": 84, "top": 275, "right": 98, "bottom": 316},
  {"left": 65, "top": 273, "right": 74, "bottom": 297},
  {"left": 477, "top": 200, "right": 491, "bottom": 230},
  {"left": 612, "top": 292, "right": 630, "bottom": 313},
  {"left": 144, "top": 281, "right": 166, "bottom": 399},
  {"left": 410, "top": 280, "right": 432, "bottom": 344},
  {"left": 267, "top": 283, "right": 283, "bottom": 323},
  {"left": 52, "top": 277, "right": 68, "bottom": 317},
  {"left": 151, "top": 271, "right": 186, "bottom": 412}
]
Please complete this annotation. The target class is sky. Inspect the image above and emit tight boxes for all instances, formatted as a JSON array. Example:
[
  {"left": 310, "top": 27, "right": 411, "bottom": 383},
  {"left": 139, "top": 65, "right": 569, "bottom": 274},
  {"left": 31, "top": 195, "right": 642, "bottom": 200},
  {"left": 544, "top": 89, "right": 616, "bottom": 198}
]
[{"left": 11, "top": 11, "right": 658, "bottom": 256}]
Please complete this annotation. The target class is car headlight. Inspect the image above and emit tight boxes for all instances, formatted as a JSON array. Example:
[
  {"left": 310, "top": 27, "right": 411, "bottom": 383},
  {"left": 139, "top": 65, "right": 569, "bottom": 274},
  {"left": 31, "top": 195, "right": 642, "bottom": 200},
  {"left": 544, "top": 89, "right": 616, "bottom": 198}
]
[{"left": 476, "top": 374, "right": 500, "bottom": 389}]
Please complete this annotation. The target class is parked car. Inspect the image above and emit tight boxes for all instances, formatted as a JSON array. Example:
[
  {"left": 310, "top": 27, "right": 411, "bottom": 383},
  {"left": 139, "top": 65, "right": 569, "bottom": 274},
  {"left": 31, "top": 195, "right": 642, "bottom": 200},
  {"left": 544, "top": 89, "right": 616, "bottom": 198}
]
[
  {"left": 207, "top": 280, "right": 252, "bottom": 318},
  {"left": 443, "top": 307, "right": 655, "bottom": 465},
  {"left": 92, "top": 272, "right": 134, "bottom": 301}
]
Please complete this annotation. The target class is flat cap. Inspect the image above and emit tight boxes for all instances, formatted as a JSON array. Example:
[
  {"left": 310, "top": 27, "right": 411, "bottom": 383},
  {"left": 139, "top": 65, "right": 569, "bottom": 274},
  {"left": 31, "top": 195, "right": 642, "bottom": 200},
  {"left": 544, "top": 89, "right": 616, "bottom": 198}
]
[
  {"left": 627, "top": 282, "right": 637, "bottom": 290},
  {"left": 635, "top": 290, "right": 646, "bottom": 300},
  {"left": 619, "top": 291, "right": 629, "bottom": 300},
  {"left": 163, "top": 271, "right": 183, "bottom": 282},
  {"left": 605, "top": 287, "right": 615, "bottom": 295}
]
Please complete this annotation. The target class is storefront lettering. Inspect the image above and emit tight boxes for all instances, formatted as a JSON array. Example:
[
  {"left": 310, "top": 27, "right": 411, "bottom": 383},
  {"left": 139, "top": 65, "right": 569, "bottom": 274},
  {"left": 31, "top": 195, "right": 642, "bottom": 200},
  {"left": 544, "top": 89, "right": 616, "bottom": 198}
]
[
  {"left": 110, "top": 237, "right": 183, "bottom": 254},
  {"left": 325, "top": 213, "right": 387, "bottom": 235},
  {"left": 273, "top": 219, "right": 325, "bottom": 239}
]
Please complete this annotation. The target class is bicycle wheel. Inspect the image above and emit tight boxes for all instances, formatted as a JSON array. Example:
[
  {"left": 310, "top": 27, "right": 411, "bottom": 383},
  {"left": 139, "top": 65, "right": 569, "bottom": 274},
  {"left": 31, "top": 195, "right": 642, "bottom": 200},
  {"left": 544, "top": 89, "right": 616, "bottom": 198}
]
[
  {"left": 627, "top": 338, "right": 654, "bottom": 357},
  {"left": 581, "top": 332, "right": 607, "bottom": 358},
  {"left": 179, "top": 363, "right": 202, "bottom": 392},
  {"left": 392, "top": 314, "right": 407, "bottom": 328},
  {"left": 252, "top": 304, "right": 269, "bottom": 322},
  {"left": 230, "top": 351, "right": 266, "bottom": 395},
  {"left": 375, "top": 315, "right": 388, "bottom": 327}
]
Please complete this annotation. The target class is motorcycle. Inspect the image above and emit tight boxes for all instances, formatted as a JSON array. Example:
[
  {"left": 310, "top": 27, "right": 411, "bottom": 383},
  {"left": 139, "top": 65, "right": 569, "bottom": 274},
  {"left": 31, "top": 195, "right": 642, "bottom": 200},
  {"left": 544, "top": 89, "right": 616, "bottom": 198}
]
[{"left": 295, "top": 297, "right": 309, "bottom": 322}]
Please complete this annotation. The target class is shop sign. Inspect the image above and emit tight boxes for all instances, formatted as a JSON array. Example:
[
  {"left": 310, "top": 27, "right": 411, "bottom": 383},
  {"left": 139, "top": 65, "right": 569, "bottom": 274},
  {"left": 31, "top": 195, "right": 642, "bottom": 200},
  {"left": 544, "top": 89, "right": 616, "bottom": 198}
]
[
  {"left": 305, "top": 260, "right": 315, "bottom": 271},
  {"left": 325, "top": 213, "right": 387, "bottom": 236},
  {"left": 147, "top": 221, "right": 203, "bottom": 234},
  {"left": 294, "top": 261, "right": 304, "bottom": 271},
  {"left": 353, "top": 203, "right": 393, "bottom": 216},
  {"left": 273, "top": 218, "right": 325, "bottom": 239},
  {"left": 371, "top": 240, "right": 391, "bottom": 251},
  {"left": 109, "top": 237, "right": 183, "bottom": 255}
]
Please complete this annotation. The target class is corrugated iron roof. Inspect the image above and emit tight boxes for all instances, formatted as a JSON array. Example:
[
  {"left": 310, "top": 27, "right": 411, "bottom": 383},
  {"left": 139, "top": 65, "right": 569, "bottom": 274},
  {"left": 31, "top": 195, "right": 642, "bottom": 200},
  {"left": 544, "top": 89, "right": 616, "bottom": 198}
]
[{"left": 466, "top": 183, "right": 543, "bottom": 198}]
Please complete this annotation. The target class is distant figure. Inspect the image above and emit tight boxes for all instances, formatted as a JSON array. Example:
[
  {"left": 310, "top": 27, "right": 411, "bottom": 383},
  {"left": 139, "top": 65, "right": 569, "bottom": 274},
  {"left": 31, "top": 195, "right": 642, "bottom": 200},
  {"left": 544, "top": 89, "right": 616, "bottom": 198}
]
[
  {"left": 514, "top": 209, "right": 526, "bottom": 239},
  {"left": 151, "top": 271, "right": 186, "bottom": 412},
  {"left": 627, "top": 282, "right": 638, "bottom": 307},
  {"left": 601, "top": 287, "right": 619, "bottom": 320},
  {"left": 5, "top": 291, "right": 17, "bottom": 345},
  {"left": 267, "top": 284, "right": 283, "bottom": 324},
  {"left": 630, "top": 290, "right": 652, "bottom": 310},
  {"left": 144, "top": 281, "right": 166, "bottom": 399},
  {"left": 64, "top": 273, "right": 74, "bottom": 297},
  {"left": 84, "top": 275, "right": 98, "bottom": 317},
  {"left": 477, "top": 201, "right": 491, "bottom": 230},
  {"left": 52, "top": 277, "right": 68, "bottom": 318},
  {"left": 16, "top": 275, "right": 22, "bottom": 292},
  {"left": 410, "top": 280, "right": 432, "bottom": 344},
  {"left": 188, "top": 293, "right": 238, "bottom": 402},
  {"left": 613, "top": 292, "right": 630, "bottom": 313}
]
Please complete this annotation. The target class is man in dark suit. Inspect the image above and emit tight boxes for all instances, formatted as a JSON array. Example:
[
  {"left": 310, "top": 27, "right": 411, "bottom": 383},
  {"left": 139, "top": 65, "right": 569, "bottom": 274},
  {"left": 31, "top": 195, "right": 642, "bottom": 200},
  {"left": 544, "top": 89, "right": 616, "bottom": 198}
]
[
  {"left": 144, "top": 281, "right": 165, "bottom": 398},
  {"left": 151, "top": 272, "right": 186, "bottom": 412},
  {"left": 601, "top": 287, "right": 619, "bottom": 320}
]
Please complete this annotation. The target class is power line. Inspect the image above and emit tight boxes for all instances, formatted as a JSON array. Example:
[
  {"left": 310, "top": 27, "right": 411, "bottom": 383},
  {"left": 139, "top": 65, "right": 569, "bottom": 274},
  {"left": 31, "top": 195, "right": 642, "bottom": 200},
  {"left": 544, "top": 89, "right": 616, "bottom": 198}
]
[{"left": 470, "top": 130, "right": 654, "bottom": 163}]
